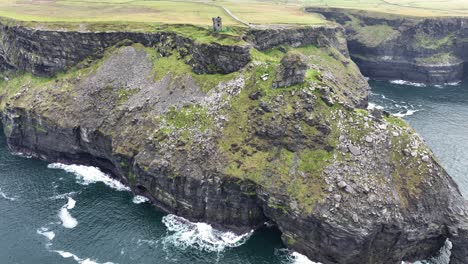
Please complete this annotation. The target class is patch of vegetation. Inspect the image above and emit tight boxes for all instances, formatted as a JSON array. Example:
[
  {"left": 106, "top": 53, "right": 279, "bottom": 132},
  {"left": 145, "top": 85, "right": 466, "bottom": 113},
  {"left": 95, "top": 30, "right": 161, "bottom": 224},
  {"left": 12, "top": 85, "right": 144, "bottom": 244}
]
[
  {"left": 347, "top": 15, "right": 399, "bottom": 47},
  {"left": 117, "top": 89, "right": 138, "bottom": 105},
  {"left": 217, "top": 45, "right": 349, "bottom": 214},
  {"left": 142, "top": 44, "right": 239, "bottom": 93},
  {"left": 414, "top": 33, "right": 454, "bottom": 50},
  {"left": 415, "top": 52, "right": 461, "bottom": 65},
  {"left": 389, "top": 131, "right": 426, "bottom": 207},
  {"left": 385, "top": 115, "right": 408, "bottom": 128},
  {"left": 154, "top": 24, "right": 246, "bottom": 46}
]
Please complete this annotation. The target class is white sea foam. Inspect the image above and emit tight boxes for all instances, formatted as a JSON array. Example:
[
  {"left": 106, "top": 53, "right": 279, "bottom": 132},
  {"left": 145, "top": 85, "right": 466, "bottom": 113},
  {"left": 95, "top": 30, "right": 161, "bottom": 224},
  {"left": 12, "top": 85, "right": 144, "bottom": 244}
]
[
  {"left": 367, "top": 103, "right": 384, "bottom": 110},
  {"left": 290, "top": 252, "right": 322, "bottom": 264},
  {"left": 0, "top": 188, "right": 16, "bottom": 201},
  {"left": 390, "top": 80, "right": 426, "bottom": 87},
  {"left": 49, "top": 191, "right": 77, "bottom": 200},
  {"left": 393, "top": 109, "right": 420, "bottom": 117},
  {"left": 277, "top": 249, "right": 322, "bottom": 264},
  {"left": 37, "top": 227, "right": 55, "bottom": 241},
  {"left": 48, "top": 163, "right": 130, "bottom": 191},
  {"left": 59, "top": 198, "right": 78, "bottom": 229},
  {"left": 132, "top": 195, "right": 149, "bottom": 204},
  {"left": 67, "top": 197, "right": 76, "bottom": 209},
  {"left": 12, "top": 152, "right": 33, "bottom": 158},
  {"left": 446, "top": 81, "right": 461, "bottom": 86},
  {"left": 53, "top": 250, "right": 114, "bottom": 264},
  {"left": 161, "top": 214, "right": 253, "bottom": 252}
]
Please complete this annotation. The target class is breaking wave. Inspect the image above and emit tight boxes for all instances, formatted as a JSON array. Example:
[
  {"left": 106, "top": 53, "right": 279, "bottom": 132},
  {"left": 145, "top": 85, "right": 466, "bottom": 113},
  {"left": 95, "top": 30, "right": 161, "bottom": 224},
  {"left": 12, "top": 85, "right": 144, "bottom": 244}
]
[
  {"left": 276, "top": 249, "right": 322, "bottom": 264},
  {"left": 132, "top": 195, "right": 149, "bottom": 204},
  {"left": 390, "top": 80, "right": 426, "bottom": 87},
  {"left": 0, "top": 187, "right": 16, "bottom": 201},
  {"left": 288, "top": 251, "right": 321, "bottom": 264},
  {"left": 161, "top": 214, "right": 253, "bottom": 252},
  {"left": 49, "top": 191, "right": 77, "bottom": 200},
  {"left": 59, "top": 197, "right": 78, "bottom": 229},
  {"left": 393, "top": 109, "right": 420, "bottom": 117},
  {"left": 367, "top": 102, "right": 384, "bottom": 110},
  {"left": 53, "top": 250, "right": 115, "bottom": 264},
  {"left": 37, "top": 227, "right": 55, "bottom": 241},
  {"left": 48, "top": 163, "right": 130, "bottom": 191}
]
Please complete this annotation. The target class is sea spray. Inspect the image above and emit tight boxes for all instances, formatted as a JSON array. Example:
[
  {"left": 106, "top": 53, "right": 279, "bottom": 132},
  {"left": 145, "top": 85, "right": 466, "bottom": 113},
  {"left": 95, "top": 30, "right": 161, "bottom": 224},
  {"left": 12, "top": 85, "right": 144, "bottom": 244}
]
[
  {"left": 48, "top": 163, "right": 130, "bottom": 191},
  {"left": 132, "top": 195, "right": 149, "bottom": 204},
  {"left": 276, "top": 249, "right": 322, "bottom": 264},
  {"left": 390, "top": 80, "right": 426, "bottom": 87},
  {"left": 161, "top": 214, "right": 253, "bottom": 252}
]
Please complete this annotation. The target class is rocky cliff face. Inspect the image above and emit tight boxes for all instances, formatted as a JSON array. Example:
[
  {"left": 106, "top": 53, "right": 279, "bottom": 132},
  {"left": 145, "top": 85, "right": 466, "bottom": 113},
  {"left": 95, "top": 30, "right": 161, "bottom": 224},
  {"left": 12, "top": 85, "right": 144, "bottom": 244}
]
[
  {"left": 307, "top": 8, "right": 468, "bottom": 84},
  {"left": 0, "top": 24, "right": 251, "bottom": 76},
  {"left": 0, "top": 21, "right": 467, "bottom": 264}
]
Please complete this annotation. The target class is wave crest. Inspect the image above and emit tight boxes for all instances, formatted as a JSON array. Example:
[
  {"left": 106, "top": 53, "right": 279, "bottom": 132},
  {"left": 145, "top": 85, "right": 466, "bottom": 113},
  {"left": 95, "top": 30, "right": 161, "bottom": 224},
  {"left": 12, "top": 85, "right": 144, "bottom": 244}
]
[
  {"left": 161, "top": 214, "right": 253, "bottom": 252},
  {"left": 48, "top": 163, "right": 130, "bottom": 191}
]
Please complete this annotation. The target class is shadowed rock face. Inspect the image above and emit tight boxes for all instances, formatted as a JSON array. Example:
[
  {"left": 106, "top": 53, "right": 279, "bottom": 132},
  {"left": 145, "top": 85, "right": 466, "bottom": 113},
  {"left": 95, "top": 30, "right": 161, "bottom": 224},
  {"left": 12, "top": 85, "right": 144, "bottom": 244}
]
[
  {"left": 0, "top": 24, "right": 251, "bottom": 76},
  {"left": 273, "top": 52, "right": 308, "bottom": 88},
  {"left": 307, "top": 8, "right": 468, "bottom": 84},
  {"left": 0, "top": 23, "right": 467, "bottom": 264}
]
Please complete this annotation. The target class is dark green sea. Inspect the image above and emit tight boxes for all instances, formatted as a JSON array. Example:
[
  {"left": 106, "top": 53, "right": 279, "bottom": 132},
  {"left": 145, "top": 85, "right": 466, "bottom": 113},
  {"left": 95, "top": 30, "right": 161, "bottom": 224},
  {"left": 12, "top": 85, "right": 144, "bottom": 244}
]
[{"left": 0, "top": 80, "right": 467, "bottom": 264}]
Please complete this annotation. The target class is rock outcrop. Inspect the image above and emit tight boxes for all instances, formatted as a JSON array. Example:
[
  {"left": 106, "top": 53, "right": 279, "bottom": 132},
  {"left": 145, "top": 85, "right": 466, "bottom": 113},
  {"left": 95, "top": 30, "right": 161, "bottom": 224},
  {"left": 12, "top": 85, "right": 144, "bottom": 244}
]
[
  {"left": 0, "top": 21, "right": 467, "bottom": 264},
  {"left": 307, "top": 8, "right": 468, "bottom": 84},
  {"left": 0, "top": 24, "right": 250, "bottom": 76},
  {"left": 272, "top": 52, "right": 308, "bottom": 88}
]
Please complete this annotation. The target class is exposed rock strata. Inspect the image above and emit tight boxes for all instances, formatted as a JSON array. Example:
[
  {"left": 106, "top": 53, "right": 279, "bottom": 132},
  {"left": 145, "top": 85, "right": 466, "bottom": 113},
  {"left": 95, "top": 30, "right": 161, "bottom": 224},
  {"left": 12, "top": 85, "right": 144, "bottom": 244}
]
[
  {"left": 307, "top": 8, "right": 468, "bottom": 84},
  {"left": 0, "top": 24, "right": 250, "bottom": 76},
  {"left": 0, "top": 22, "right": 467, "bottom": 264}
]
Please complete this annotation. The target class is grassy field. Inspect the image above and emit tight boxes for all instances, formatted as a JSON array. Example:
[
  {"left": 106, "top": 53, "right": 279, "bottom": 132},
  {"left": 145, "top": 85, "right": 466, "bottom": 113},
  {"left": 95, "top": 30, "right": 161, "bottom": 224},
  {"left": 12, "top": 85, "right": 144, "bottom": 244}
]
[{"left": 0, "top": 0, "right": 468, "bottom": 29}]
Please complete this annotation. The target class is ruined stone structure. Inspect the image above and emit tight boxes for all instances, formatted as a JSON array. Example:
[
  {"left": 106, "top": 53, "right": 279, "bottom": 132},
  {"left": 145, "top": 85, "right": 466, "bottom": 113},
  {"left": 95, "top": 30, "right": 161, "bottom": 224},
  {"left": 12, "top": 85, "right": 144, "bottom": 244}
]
[{"left": 212, "top": 16, "right": 222, "bottom": 32}]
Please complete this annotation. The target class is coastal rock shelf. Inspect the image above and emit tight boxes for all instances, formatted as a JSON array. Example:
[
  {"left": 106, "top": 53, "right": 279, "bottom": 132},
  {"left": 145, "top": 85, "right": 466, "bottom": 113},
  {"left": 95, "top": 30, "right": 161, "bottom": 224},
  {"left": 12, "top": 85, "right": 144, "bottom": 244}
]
[{"left": 0, "top": 20, "right": 467, "bottom": 264}]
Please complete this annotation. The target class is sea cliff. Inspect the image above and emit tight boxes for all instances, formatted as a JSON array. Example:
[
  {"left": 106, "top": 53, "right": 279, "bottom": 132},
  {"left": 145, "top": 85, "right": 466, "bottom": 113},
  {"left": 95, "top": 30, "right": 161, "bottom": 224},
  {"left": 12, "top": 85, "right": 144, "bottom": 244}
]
[
  {"left": 0, "top": 21, "right": 467, "bottom": 264},
  {"left": 307, "top": 8, "right": 468, "bottom": 84}
]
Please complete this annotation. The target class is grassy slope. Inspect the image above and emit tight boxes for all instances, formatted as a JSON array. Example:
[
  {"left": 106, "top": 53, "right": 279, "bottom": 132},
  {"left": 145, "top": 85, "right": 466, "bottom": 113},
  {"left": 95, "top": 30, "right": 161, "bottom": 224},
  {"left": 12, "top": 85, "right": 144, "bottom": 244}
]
[{"left": 0, "top": 0, "right": 467, "bottom": 30}]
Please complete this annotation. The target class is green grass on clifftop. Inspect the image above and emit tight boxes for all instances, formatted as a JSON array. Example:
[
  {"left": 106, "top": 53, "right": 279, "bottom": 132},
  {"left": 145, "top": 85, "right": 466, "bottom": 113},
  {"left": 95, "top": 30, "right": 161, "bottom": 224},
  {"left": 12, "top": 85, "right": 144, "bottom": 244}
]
[{"left": 1, "top": 0, "right": 468, "bottom": 32}]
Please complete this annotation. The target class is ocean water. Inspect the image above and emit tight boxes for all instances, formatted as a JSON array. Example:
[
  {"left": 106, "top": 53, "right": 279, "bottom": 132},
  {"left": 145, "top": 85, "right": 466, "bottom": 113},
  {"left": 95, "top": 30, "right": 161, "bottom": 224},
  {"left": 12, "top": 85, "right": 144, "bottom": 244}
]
[
  {"left": 369, "top": 80, "right": 468, "bottom": 197},
  {"left": 0, "top": 80, "right": 467, "bottom": 264}
]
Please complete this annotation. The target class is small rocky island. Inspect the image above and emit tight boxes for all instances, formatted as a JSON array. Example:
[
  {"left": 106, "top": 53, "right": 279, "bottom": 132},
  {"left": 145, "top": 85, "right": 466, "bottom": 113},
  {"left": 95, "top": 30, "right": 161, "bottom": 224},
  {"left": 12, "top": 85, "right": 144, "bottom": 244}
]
[{"left": 0, "top": 11, "right": 467, "bottom": 264}]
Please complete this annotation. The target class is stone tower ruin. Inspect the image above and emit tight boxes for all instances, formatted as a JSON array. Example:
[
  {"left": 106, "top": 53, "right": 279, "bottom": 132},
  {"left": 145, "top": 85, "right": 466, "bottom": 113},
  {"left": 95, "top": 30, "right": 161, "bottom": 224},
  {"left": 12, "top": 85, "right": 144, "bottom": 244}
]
[{"left": 212, "top": 16, "right": 222, "bottom": 32}]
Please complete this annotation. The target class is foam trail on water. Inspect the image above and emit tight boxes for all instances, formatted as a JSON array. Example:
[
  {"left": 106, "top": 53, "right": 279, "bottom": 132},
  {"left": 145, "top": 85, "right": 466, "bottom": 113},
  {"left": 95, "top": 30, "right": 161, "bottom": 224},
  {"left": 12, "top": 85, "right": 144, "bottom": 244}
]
[
  {"left": 49, "top": 191, "right": 77, "bottom": 200},
  {"left": 132, "top": 195, "right": 149, "bottom": 204},
  {"left": 446, "top": 81, "right": 461, "bottom": 86},
  {"left": 59, "top": 197, "right": 78, "bottom": 229},
  {"left": 390, "top": 80, "right": 426, "bottom": 87},
  {"left": 37, "top": 227, "right": 55, "bottom": 241},
  {"left": 393, "top": 109, "right": 420, "bottom": 118},
  {"left": 367, "top": 102, "right": 384, "bottom": 110},
  {"left": 161, "top": 214, "right": 253, "bottom": 252},
  {"left": 48, "top": 163, "right": 130, "bottom": 191},
  {"left": 0, "top": 187, "right": 16, "bottom": 201},
  {"left": 53, "top": 250, "right": 115, "bottom": 264}
]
